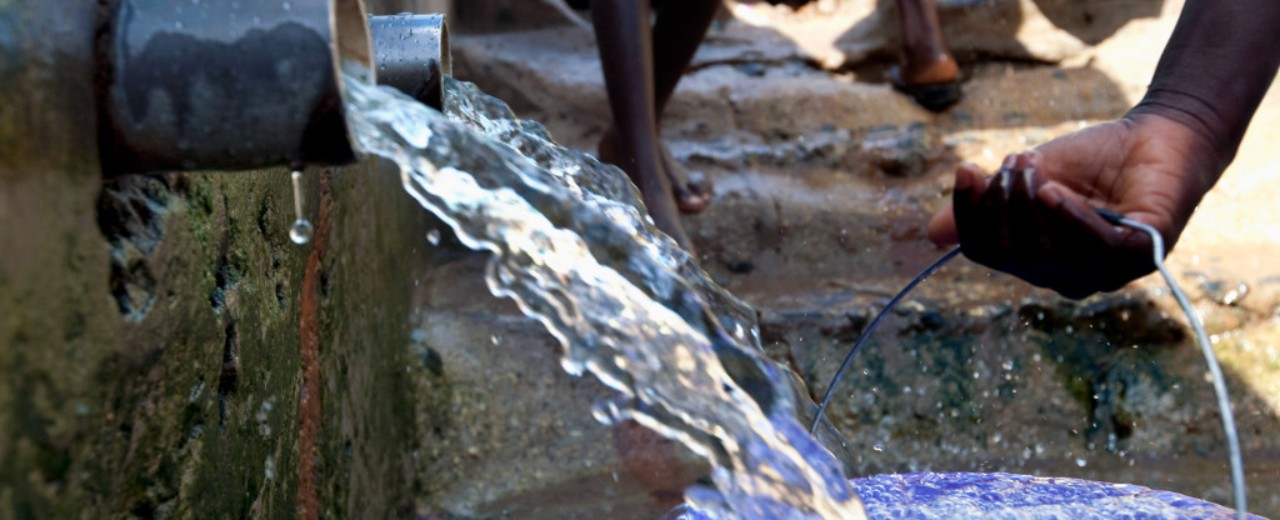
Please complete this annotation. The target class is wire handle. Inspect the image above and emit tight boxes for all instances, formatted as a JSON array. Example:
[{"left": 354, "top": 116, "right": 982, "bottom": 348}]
[
  {"left": 809, "top": 247, "right": 961, "bottom": 434},
  {"left": 809, "top": 209, "right": 1248, "bottom": 519},
  {"left": 1107, "top": 213, "right": 1248, "bottom": 520}
]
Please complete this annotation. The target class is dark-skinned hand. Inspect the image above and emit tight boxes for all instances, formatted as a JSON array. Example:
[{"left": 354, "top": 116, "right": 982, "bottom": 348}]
[{"left": 927, "top": 113, "right": 1223, "bottom": 299}]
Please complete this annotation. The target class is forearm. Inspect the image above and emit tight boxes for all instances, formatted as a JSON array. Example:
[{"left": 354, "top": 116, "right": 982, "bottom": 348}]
[{"left": 1128, "top": 0, "right": 1280, "bottom": 173}]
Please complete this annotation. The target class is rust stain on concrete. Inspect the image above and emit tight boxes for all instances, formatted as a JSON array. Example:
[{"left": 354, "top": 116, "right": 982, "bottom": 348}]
[{"left": 297, "top": 172, "right": 331, "bottom": 520}]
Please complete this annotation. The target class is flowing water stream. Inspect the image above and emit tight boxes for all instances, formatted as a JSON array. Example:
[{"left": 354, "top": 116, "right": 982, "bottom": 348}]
[{"left": 343, "top": 75, "right": 863, "bottom": 519}]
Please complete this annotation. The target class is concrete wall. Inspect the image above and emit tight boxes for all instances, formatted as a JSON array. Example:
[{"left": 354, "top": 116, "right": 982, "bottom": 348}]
[{"left": 0, "top": 1, "right": 446, "bottom": 517}]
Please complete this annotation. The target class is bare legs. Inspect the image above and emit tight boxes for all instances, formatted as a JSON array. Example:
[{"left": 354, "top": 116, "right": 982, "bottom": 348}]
[
  {"left": 589, "top": 0, "right": 957, "bottom": 251},
  {"left": 591, "top": 0, "right": 719, "bottom": 251}
]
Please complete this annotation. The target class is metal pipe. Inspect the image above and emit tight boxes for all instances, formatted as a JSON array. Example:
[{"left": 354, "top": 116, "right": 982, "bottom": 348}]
[
  {"left": 369, "top": 14, "right": 451, "bottom": 110},
  {"left": 97, "top": 0, "right": 376, "bottom": 175}
]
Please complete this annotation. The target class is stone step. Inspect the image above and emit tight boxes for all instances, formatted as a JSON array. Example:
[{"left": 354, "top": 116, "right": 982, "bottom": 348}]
[
  {"left": 453, "top": 28, "right": 1132, "bottom": 288},
  {"left": 453, "top": 27, "right": 1128, "bottom": 152}
]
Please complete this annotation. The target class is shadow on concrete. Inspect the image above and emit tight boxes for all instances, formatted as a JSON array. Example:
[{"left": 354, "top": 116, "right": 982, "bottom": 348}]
[
  {"left": 690, "top": 0, "right": 1165, "bottom": 138},
  {"left": 829, "top": 0, "right": 1165, "bottom": 64},
  {"left": 1031, "top": 0, "right": 1165, "bottom": 45}
]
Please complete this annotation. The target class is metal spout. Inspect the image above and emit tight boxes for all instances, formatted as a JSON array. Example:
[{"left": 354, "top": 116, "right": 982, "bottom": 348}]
[
  {"left": 97, "top": 0, "right": 375, "bottom": 175},
  {"left": 369, "top": 14, "right": 451, "bottom": 110}
]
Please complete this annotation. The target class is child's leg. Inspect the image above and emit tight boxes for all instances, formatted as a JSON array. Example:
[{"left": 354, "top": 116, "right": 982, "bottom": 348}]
[
  {"left": 649, "top": 0, "right": 721, "bottom": 212},
  {"left": 650, "top": 0, "right": 721, "bottom": 114},
  {"left": 591, "top": 0, "right": 693, "bottom": 248},
  {"left": 597, "top": 0, "right": 719, "bottom": 222}
]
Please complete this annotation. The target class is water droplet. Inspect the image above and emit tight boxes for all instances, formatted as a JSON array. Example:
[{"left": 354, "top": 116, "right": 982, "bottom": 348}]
[
  {"left": 174, "top": 21, "right": 185, "bottom": 29},
  {"left": 289, "top": 170, "right": 310, "bottom": 245},
  {"left": 1075, "top": 457, "right": 1088, "bottom": 467},
  {"left": 427, "top": 228, "right": 441, "bottom": 245},
  {"left": 872, "top": 443, "right": 884, "bottom": 452},
  {"left": 290, "top": 219, "right": 313, "bottom": 245},
  {"left": 282, "top": 1, "right": 291, "bottom": 11}
]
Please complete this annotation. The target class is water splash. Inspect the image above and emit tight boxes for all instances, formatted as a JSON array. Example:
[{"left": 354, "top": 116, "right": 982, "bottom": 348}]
[{"left": 343, "top": 75, "right": 863, "bottom": 519}]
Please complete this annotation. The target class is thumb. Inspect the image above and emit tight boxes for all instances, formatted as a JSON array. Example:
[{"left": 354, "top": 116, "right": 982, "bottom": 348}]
[
  {"left": 928, "top": 163, "right": 985, "bottom": 246},
  {"left": 927, "top": 202, "right": 958, "bottom": 246}
]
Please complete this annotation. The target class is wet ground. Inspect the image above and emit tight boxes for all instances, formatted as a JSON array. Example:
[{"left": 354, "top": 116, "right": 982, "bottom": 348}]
[{"left": 439, "top": 0, "right": 1280, "bottom": 516}]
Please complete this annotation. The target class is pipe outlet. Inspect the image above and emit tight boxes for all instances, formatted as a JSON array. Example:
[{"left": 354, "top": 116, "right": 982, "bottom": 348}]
[
  {"left": 98, "top": 0, "right": 375, "bottom": 175},
  {"left": 369, "top": 14, "right": 451, "bottom": 110}
]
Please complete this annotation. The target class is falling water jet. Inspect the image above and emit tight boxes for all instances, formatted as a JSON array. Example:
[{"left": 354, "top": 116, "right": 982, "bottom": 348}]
[{"left": 343, "top": 75, "right": 865, "bottom": 520}]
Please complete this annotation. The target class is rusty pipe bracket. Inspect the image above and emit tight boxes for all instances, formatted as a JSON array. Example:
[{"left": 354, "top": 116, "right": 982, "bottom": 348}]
[
  {"left": 369, "top": 13, "right": 451, "bottom": 110},
  {"left": 97, "top": 0, "right": 375, "bottom": 175}
]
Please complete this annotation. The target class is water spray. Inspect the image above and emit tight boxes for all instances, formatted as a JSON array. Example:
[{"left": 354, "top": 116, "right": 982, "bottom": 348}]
[{"left": 809, "top": 209, "right": 1249, "bottom": 519}]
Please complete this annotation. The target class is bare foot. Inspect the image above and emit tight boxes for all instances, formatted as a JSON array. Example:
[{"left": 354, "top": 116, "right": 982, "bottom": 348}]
[
  {"left": 890, "top": 52, "right": 963, "bottom": 112},
  {"left": 659, "top": 144, "right": 713, "bottom": 213},
  {"left": 598, "top": 128, "right": 713, "bottom": 214},
  {"left": 898, "top": 49, "right": 959, "bottom": 86}
]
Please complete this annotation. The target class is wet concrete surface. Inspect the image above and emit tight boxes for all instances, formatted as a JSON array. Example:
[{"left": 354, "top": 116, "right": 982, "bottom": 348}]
[{"left": 1, "top": 1, "right": 463, "bottom": 518}]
